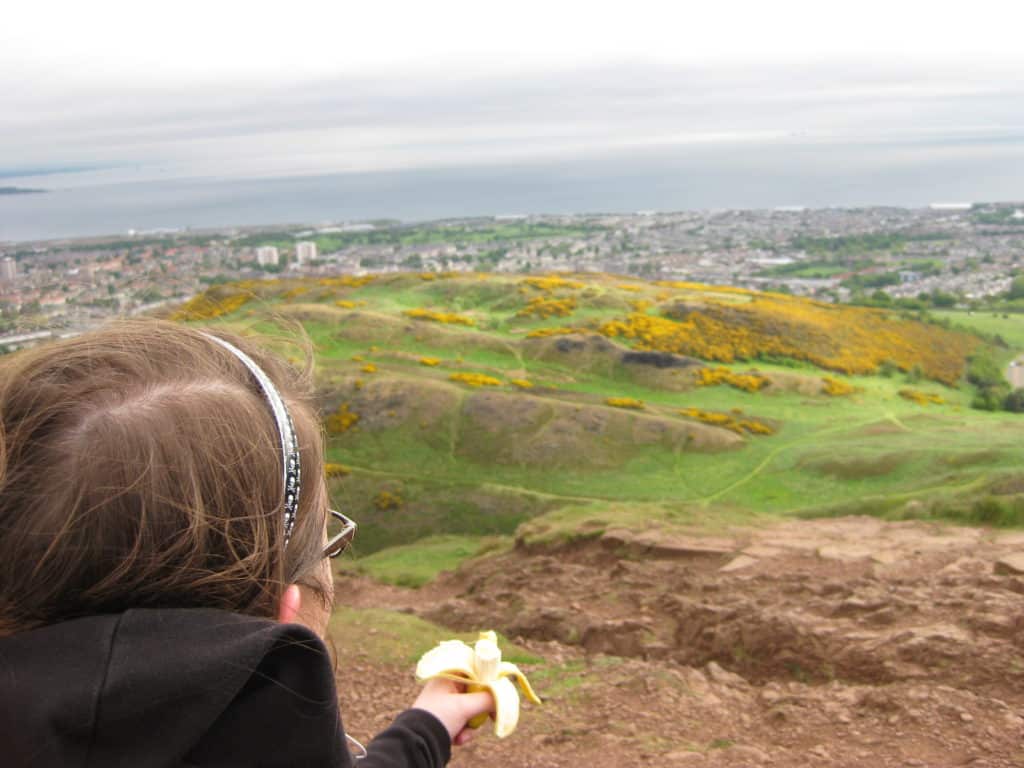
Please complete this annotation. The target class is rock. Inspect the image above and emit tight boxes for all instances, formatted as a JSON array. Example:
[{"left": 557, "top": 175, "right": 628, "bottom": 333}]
[
  {"left": 664, "top": 751, "right": 706, "bottom": 764},
  {"left": 720, "top": 554, "right": 758, "bottom": 573},
  {"left": 939, "top": 556, "right": 988, "bottom": 575},
  {"left": 742, "top": 545, "right": 783, "bottom": 558},
  {"left": 705, "top": 661, "right": 749, "bottom": 688},
  {"left": 994, "top": 553, "right": 1024, "bottom": 575},
  {"left": 809, "top": 744, "right": 831, "bottom": 759},
  {"left": 818, "top": 545, "right": 874, "bottom": 562},
  {"left": 871, "top": 550, "right": 901, "bottom": 565},
  {"left": 966, "top": 611, "right": 1017, "bottom": 637},
  {"left": 601, "top": 529, "right": 734, "bottom": 560},
  {"left": 723, "top": 744, "right": 769, "bottom": 763},
  {"left": 834, "top": 597, "right": 887, "bottom": 617}
]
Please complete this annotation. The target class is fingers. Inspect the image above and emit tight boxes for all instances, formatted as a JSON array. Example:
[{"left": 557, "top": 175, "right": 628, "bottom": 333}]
[
  {"left": 457, "top": 690, "right": 495, "bottom": 721},
  {"left": 454, "top": 728, "right": 475, "bottom": 747}
]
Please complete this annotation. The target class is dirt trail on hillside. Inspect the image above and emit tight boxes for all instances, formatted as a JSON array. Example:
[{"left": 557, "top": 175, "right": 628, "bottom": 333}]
[{"left": 335, "top": 517, "right": 1024, "bottom": 767}]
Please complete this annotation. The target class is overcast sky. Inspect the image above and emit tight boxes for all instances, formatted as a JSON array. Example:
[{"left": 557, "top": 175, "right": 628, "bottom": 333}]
[{"left": 3, "top": 0, "right": 1023, "bottom": 184}]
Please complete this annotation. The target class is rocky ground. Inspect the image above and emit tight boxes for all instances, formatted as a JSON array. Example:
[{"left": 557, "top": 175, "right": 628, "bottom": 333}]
[{"left": 334, "top": 517, "right": 1024, "bottom": 767}]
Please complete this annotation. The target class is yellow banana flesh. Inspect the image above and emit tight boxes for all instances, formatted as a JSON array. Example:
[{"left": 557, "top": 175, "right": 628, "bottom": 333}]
[{"left": 415, "top": 630, "right": 541, "bottom": 738}]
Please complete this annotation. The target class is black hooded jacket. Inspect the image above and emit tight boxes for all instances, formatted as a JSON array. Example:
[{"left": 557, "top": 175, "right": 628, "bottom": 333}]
[{"left": 0, "top": 608, "right": 451, "bottom": 768}]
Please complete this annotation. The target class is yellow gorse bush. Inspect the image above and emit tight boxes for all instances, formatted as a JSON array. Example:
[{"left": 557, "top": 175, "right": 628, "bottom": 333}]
[
  {"left": 325, "top": 403, "right": 359, "bottom": 434},
  {"left": 510, "top": 379, "right": 534, "bottom": 389},
  {"left": 899, "top": 388, "right": 945, "bottom": 405},
  {"left": 449, "top": 372, "right": 503, "bottom": 387},
  {"left": 695, "top": 367, "right": 770, "bottom": 393},
  {"left": 404, "top": 308, "right": 476, "bottom": 326},
  {"left": 317, "top": 275, "right": 375, "bottom": 288},
  {"left": 520, "top": 275, "right": 584, "bottom": 292},
  {"left": 678, "top": 407, "right": 776, "bottom": 436},
  {"left": 516, "top": 296, "right": 578, "bottom": 319},
  {"left": 597, "top": 286, "right": 978, "bottom": 385},
  {"left": 822, "top": 377, "right": 857, "bottom": 397},
  {"left": 170, "top": 291, "right": 250, "bottom": 321},
  {"left": 606, "top": 397, "right": 645, "bottom": 410},
  {"left": 419, "top": 357, "right": 441, "bottom": 366},
  {"left": 525, "top": 327, "right": 587, "bottom": 338},
  {"left": 374, "top": 491, "right": 403, "bottom": 510},
  {"left": 324, "top": 463, "right": 351, "bottom": 477},
  {"left": 280, "top": 286, "right": 309, "bottom": 300},
  {"left": 361, "top": 363, "right": 378, "bottom": 374}
]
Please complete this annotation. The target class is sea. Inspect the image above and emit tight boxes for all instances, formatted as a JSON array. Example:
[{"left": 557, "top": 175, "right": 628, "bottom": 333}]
[{"left": 2, "top": 139, "right": 1023, "bottom": 243}]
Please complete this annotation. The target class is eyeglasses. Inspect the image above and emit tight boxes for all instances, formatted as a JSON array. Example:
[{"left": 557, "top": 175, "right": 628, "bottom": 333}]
[{"left": 324, "top": 509, "right": 357, "bottom": 558}]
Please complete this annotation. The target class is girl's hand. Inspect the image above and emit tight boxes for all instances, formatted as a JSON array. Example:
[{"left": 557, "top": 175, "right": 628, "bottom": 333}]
[{"left": 412, "top": 677, "right": 495, "bottom": 746}]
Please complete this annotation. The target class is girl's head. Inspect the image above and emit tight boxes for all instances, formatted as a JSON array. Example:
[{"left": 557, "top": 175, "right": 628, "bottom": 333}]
[{"left": 0, "top": 319, "right": 332, "bottom": 636}]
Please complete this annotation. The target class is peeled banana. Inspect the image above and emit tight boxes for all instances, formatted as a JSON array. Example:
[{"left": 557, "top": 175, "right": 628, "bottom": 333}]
[{"left": 415, "top": 630, "right": 542, "bottom": 738}]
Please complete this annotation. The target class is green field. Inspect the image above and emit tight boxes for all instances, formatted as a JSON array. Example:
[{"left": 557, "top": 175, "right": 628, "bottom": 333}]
[
  {"left": 232, "top": 220, "right": 602, "bottom": 255},
  {"left": 184, "top": 273, "right": 1024, "bottom": 582}
]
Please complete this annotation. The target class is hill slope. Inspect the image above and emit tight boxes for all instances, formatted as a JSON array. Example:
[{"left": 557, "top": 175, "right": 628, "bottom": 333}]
[{"left": 170, "top": 272, "right": 1024, "bottom": 559}]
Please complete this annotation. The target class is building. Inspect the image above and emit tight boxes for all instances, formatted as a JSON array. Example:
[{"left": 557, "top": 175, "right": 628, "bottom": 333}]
[
  {"left": 0, "top": 257, "right": 16, "bottom": 284},
  {"left": 256, "top": 246, "right": 279, "bottom": 267},
  {"left": 295, "top": 241, "right": 318, "bottom": 265}
]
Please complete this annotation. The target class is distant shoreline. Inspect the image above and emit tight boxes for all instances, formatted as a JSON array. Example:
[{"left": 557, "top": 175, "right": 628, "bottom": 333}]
[{"left": 0, "top": 186, "right": 47, "bottom": 196}]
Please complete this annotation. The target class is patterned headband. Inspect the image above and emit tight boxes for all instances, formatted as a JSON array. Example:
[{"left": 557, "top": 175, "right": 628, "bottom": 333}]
[{"left": 203, "top": 333, "right": 301, "bottom": 545}]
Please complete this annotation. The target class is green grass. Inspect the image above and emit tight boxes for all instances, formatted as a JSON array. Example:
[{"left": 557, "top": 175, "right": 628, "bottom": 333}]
[
  {"left": 339, "top": 534, "right": 511, "bottom": 587},
  {"left": 181, "top": 272, "right": 1024, "bottom": 572},
  {"left": 328, "top": 607, "right": 542, "bottom": 666},
  {"left": 932, "top": 309, "right": 1024, "bottom": 361}
]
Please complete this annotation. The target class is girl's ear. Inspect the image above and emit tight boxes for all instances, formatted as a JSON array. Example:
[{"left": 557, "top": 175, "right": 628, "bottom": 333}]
[{"left": 278, "top": 583, "right": 303, "bottom": 624}]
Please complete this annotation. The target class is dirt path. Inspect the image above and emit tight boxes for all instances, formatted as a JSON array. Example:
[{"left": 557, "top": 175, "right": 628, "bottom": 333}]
[{"left": 335, "top": 517, "right": 1024, "bottom": 767}]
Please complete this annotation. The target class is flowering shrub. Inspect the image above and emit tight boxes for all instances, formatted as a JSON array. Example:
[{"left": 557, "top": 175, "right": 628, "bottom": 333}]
[
  {"left": 678, "top": 407, "right": 776, "bottom": 436},
  {"left": 325, "top": 403, "right": 359, "bottom": 434},
  {"left": 606, "top": 397, "right": 645, "bottom": 410},
  {"left": 822, "top": 377, "right": 857, "bottom": 397},
  {"left": 324, "top": 463, "right": 350, "bottom": 477},
  {"left": 404, "top": 308, "right": 476, "bottom": 326},
  {"left": 317, "top": 275, "right": 375, "bottom": 288},
  {"left": 696, "top": 367, "right": 770, "bottom": 392},
  {"left": 617, "top": 284, "right": 644, "bottom": 292},
  {"left": 335, "top": 300, "right": 365, "bottom": 309},
  {"left": 899, "top": 388, "right": 945, "bottom": 405},
  {"left": 374, "top": 491, "right": 403, "bottom": 510},
  {"left": 520, "top": 275, "right": 584, "bottom": 292},
  {"left": 596, "top": 285, "right": 978, "bottom": 385},
  {"left": 449, "top": 372, "right": 503, "bottom": 387},
  {"left": 419, "top": 357, "right": 441, "bottom": 366},
  {"left": 171, "top": 290, "right": 250, "bottom": 321},
  {"left": 361, "top": 363, "right": 378, "bottom": 374},
  {"left": 516, "top": 296, "right": 578, "bottom": 319},
  {"left": 656, "top": 280, "right": 755, "bottom": 297},
  {"left": 510, "top": 379, "right": 534, "bottom": 388},
  {"left": 281, "top": 286, "right": 309, "bottom": 300},
  {"left": 525, "top": 327, "right": 586, "bottom": 338}
]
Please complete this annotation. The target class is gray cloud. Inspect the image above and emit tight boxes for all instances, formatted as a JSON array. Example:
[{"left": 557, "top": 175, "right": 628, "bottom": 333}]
[{"left": 3, "top": 61, "right": 1022, "bottom": 184}]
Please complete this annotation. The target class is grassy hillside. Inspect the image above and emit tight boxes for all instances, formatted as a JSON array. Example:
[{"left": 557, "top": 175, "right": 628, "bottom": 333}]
[{"left": 172, "top": 272, "right": 1024, "bottom": 577}]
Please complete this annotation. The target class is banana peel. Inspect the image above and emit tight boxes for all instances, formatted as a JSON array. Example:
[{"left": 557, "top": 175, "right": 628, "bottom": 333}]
[{"left": 415, "top": 630, "right": 541, "bottom": 738}]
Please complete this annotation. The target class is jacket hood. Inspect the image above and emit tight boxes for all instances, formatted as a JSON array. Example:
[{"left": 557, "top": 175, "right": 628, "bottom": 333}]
[{"left": 0, "top": 608, "right": 348, "bottom": 768}]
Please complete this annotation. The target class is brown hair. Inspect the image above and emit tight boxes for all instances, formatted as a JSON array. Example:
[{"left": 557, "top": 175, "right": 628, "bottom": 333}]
[{"left": 0, "top": 318, "right": 330, "bottom": 636}]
